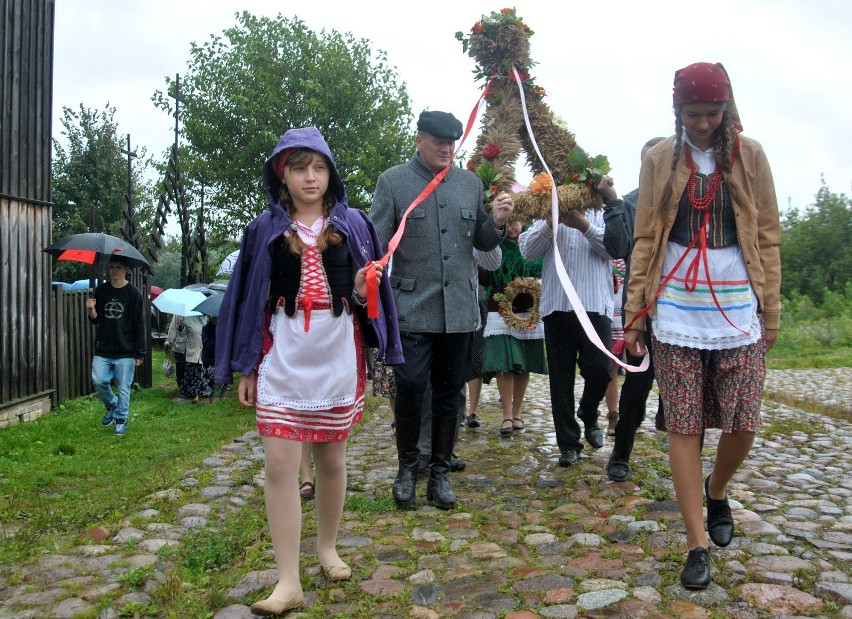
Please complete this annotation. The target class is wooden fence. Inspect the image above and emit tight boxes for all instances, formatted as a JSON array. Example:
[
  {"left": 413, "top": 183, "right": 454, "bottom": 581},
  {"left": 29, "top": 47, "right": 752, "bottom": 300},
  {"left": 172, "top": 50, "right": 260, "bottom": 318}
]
[{"left": 50, "top": 287, "right": 96, "bottom": 401}]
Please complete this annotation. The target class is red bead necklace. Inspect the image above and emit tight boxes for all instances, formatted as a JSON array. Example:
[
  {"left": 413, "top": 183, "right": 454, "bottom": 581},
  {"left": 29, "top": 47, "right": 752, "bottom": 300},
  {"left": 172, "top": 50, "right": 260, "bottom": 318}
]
[
  {"left": 292, "top": 215, "right": 326, "bottom": 239},
  {"left": 684, "top": 148, "right": 722, "bottom": 211}
]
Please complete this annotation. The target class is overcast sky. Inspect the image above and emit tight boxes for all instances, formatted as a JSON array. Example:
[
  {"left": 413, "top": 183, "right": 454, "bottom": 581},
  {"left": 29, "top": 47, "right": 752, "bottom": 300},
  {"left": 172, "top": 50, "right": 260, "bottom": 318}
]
[{"left": 53, "top": 0, "right": 852, "bottom": 229}]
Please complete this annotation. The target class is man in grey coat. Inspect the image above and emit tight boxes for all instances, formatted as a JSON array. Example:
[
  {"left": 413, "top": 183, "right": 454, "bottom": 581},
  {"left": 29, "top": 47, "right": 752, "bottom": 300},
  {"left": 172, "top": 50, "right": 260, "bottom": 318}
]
[{"left": 371, "top": 110, "right": 514, "bottom": 510}]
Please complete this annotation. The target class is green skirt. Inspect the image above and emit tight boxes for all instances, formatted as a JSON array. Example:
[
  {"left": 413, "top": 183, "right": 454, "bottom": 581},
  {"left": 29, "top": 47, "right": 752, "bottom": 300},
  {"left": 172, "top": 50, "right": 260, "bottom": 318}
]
[{"left": 482, "top": 334, "right": 548, "bottom": 375}]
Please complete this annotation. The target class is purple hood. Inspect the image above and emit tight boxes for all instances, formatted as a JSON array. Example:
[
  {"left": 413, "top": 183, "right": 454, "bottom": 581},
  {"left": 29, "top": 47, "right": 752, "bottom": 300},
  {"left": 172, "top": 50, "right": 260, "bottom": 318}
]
[{"left": 215, "top": 127, "right": 403, "bottom": 385}]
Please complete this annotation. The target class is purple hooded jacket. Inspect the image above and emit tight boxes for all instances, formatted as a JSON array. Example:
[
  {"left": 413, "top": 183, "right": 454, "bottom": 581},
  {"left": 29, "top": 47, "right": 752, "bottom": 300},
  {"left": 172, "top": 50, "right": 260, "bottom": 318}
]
[{"left": 215, "top": 127, "right": 403, "bottom": 385}]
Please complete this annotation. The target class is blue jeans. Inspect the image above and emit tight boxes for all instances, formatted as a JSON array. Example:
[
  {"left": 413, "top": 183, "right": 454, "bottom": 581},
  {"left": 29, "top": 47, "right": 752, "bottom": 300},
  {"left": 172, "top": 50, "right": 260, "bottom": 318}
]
[{"left": 91, "top": 356, "right": 136, "bottom": 422}]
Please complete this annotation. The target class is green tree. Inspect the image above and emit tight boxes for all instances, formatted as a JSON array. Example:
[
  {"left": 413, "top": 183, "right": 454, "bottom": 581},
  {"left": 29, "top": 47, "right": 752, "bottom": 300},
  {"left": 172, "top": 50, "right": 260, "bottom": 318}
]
[
  {"left": 153, "top": 12, "right": 414, "bottom": 238},
  {"left": 51, "top": 104, "right": 155, "bottom": 282},
  {"left": 781, "top": 181, "right": 852, "bottom": 304}
]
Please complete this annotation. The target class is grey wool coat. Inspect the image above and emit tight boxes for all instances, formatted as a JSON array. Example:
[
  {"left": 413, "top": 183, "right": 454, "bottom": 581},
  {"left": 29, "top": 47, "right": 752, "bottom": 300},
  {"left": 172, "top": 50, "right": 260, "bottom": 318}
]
[{"left": 370, "top": 154, "right": 503, "bottom": 333}]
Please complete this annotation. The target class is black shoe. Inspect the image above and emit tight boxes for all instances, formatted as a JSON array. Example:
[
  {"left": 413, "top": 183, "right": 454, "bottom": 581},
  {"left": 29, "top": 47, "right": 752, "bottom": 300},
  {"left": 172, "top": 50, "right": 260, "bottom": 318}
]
[
  {"left": 584, "top": 424, "right": 604, "bottom": 449},
  {"left": 467, "top": 413, "right": 480, "bottom": 428},
  {"left": 499, "top": 419, "right": 514, "bottom": 436},
  {"left": 680, "top": 547, "right": 711, "bottom": 589},
  {"left": 606, "top": 458, "right": 630, "bottom": 482},
  {"left": 450, "top": 453, "right": 466, "bottom": 472},
  {"left": 558, "top": 451, "right": 580, "bottom": 467},
  {"left": 426, "top": 473, "right": 456, "bottom": 510},
  {"left": 459, "top": 415, "right": 468, "bottom": 427},
  {"left": 392, "top": 466, "right": 417, "bottom": 509},
  {"left": 705, "top": 475, "right": 734, "bottom": 547}
]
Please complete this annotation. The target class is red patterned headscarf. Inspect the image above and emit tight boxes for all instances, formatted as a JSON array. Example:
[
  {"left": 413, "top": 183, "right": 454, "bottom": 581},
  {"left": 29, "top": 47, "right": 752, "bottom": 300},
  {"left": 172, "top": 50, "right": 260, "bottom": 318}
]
[
  {"left": 673, "top": 62, "right": 742, "bottom": 133},
  {"left": 271, "top": 149, "right": 292, "bottom": 181},
  {"left": 673, "top": 62, "right": 732, "bottom": 105}
]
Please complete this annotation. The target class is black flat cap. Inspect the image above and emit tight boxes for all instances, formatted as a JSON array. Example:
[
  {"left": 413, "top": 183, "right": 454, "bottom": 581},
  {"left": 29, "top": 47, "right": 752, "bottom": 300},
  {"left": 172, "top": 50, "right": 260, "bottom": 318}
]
[{"left": 417, "top": 111, "right": 463, "bottom": 140}]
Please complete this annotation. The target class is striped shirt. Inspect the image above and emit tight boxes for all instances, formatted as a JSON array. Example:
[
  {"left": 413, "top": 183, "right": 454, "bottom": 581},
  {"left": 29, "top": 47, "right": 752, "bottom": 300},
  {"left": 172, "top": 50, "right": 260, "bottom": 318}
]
[{"left": 518, "top": 210, "right": 615, "bottom": 320}]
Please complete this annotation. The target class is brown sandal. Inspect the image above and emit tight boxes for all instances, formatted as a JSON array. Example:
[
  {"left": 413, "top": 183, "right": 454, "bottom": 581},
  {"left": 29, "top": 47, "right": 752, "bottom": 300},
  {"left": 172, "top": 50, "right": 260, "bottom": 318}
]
[{"left": 299, "top": 481, "right": 315, "bottom": 499}]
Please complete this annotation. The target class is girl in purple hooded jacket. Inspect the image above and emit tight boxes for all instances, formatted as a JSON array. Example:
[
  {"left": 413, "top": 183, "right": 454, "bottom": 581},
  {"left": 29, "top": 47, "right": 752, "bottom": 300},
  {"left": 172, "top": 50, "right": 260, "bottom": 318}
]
[{"left": 217, "top": 127, "right": 399, "bottom": 615}]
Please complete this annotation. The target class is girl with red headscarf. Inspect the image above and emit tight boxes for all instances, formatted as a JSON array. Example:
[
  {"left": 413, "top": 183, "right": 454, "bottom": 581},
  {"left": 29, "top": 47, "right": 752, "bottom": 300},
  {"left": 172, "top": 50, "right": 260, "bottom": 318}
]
[{"left": 623, "top": 62, "right": 781, "bottom": 590}]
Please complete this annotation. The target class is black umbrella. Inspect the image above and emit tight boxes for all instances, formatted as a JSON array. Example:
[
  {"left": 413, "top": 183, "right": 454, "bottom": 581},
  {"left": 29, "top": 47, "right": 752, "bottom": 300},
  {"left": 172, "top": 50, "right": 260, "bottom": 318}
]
[
  {"left": 43, "top": 232, "right": 151, "bottom": 271},
  {"left": 193, "top": 292, "right": 225, "bottom": 317}
]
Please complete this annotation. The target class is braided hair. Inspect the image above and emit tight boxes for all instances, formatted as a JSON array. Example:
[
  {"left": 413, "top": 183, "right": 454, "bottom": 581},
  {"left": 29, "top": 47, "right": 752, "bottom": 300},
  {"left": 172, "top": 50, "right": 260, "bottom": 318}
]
[{"left": 659, "top": 106, "right": 743, "bottom": 212}]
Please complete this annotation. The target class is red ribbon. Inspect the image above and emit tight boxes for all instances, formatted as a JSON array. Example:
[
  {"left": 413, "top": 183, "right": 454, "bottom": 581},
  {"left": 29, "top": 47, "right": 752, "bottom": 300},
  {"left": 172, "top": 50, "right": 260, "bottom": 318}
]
[
  {"left": 365, "top": 77, "right": 496, "bottom": 319},
  {"left": 626, "top": 211, "right": 747, "bottom": 334}
]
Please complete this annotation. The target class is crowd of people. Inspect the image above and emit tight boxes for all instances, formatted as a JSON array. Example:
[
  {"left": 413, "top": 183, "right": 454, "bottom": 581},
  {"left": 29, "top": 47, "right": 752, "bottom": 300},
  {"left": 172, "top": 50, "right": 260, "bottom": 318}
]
[{"left": 87, "top": 60, "right": 780, "bottom": 612}]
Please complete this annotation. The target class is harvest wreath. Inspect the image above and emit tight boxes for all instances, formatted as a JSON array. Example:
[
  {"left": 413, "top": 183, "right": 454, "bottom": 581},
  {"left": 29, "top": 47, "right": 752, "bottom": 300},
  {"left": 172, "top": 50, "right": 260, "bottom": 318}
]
[
  {"left": 492, "top": 277, "right": 542, "bottom": 331},
  {"left": 457, "top": 8, "right": 610, "bottom": 223}
]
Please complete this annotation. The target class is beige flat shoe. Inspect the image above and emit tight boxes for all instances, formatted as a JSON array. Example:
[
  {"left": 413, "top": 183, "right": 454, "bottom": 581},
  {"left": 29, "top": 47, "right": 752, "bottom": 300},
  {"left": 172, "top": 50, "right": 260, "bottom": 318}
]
[
  {"left": 249, "top": 589, "right": 304, "bottom": 615},
  {"left": 321, "top": 563, "right": 352, "bottom": 581},
  {"left": 607, "top": 410, "right": 618, "bottom": 436}
]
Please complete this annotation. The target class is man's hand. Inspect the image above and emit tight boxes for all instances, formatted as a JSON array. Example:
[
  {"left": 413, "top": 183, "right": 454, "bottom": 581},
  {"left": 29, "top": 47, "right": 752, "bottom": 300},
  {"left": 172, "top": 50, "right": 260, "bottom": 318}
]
[
  {"left": 596, "top": 175, "right": 617, "bottom": 201},
  {"left": 561, "top": 210, "right": 589, "bottom": 233},
  {"left": 624, "top": 329, "right": 647, "bottom": 357},
  {"left": 491, "top": 191, "right": 514, "bottom": 228}
]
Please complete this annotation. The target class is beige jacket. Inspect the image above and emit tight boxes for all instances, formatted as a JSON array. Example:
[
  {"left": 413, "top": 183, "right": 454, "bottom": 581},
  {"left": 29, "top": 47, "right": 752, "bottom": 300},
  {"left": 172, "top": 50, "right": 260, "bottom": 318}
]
[{"left": 623, "top": 134, "right": 781, "bottom": 332}]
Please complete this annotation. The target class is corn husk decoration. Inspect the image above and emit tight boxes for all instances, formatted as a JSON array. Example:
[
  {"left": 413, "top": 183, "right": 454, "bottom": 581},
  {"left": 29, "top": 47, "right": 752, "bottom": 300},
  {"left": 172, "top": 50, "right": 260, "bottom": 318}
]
[{"left": 457, "top": 8, "right": 610, "bottom": 224}]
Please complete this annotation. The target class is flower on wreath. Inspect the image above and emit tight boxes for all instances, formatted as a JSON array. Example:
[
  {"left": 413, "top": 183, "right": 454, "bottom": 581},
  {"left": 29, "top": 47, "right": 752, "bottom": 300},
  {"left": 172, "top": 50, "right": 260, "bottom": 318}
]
[
  {"left": 528, "top": 172, "right": 552, "bottom": 197},
  {"left": 466, "top": 159, "right": 476, "bottom": 172},
  {"left": 492, "top": 277, "right": 541, "bottom": 331},
  {"left": 455, "top": 8, "right": 535, "bottom": 80},
  {"left": 483, "top": 143, "right": 501, "bottom": 160}
]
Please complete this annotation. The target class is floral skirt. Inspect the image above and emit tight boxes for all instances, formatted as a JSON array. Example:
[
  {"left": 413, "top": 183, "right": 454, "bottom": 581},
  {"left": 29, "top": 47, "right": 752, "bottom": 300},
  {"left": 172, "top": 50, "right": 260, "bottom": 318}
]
[
  {"left": 372, "top": 358, "right": 396, "bottom": 399},
  {"left": 180, "top": 362, "right": 204, "bottom": 398},
  {"left": 652, "top": 333, "right": 765, "bottom": 435}
]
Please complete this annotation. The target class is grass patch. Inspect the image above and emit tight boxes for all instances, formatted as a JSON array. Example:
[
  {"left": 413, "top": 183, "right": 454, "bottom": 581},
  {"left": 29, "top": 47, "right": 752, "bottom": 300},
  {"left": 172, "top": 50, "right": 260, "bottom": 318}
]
[
  {"left": 344, "top": 492, "right": 397, "bottom": 514},
  {"left": 0, "top": 349, "right": 255, "bottom": 565},
  {"left": 763, "top": 391, "right": 850, "bottom": 422},
  {"left": 761, "top": 409, "right": 828, "bottom": 438}
]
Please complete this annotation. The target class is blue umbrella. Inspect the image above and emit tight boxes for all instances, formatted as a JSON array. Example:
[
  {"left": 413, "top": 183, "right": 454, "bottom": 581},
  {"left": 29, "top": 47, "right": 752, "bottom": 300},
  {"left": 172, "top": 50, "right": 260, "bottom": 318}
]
[
  {"left": 152, "top": 288, "right": 207, "bottom": 316},
  {"left": 193, "top": 292, "right": 225, "bottom": 317},
  {"left": 68, "top": 279, "right": 96, "bottom": 291}
]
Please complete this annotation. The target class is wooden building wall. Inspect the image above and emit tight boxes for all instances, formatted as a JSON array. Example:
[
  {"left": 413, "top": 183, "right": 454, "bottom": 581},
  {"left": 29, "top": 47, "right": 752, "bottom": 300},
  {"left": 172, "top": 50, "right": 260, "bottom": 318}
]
[{"left": 1, "top": 0, "right": 56, "bottom": 418}]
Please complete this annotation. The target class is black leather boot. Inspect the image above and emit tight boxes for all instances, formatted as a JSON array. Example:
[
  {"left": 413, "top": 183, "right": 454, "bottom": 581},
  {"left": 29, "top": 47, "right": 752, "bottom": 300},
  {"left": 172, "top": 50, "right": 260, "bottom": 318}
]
[
  {"left": 426, "top": 414, "right": 457, "bottom": 510},
  {"left": 392, "top": 415, "right": 421, "bottom": 509},
  {"left": 606, "top": 417, "right": 636, "bottom": 482}
]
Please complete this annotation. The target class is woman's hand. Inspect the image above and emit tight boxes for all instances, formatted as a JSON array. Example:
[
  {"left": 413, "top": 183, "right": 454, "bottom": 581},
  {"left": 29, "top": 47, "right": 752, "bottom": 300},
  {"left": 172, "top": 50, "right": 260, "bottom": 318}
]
[
  {"left": 238, "top": 372, "right": 256, "bottom": 407},
  {"left": 624, "top": 328, "right": 647, "bottom": 357},
  {"left": 764, "top": 328, "right": 778, "bottom": 350},
  {"left": 354, "top": 262, "right": 383, "bottom": 299}
]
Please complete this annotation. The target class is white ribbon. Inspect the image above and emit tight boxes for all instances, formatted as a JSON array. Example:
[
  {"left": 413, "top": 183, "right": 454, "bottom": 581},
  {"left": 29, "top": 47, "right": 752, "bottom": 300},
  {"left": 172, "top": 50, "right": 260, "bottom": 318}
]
[{"left": 510, "top": 67, "right": 649, "bottom": 373}]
